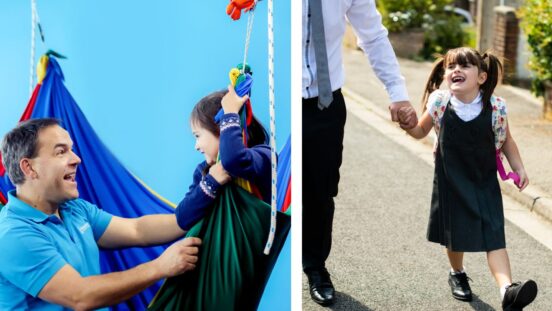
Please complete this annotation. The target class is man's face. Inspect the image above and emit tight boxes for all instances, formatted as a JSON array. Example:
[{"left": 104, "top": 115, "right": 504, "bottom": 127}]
[{"left": 29, "top": 125, "right": 81, "bottom": 204}]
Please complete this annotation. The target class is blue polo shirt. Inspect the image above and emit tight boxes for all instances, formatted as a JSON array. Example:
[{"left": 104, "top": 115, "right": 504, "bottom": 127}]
[{"left": 0, "top": 190, "right": 112, "bottom": 310}]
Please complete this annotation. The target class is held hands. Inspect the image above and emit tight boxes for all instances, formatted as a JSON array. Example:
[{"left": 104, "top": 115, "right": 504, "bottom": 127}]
[
  {"left": 156, "top": 237, "right": 201, "bottom": 278},
  {"left": 398, "top": 106, "right": 417, "bottom": 129},
  {"left": 390, "top": 101, "right": 417, "bottom": 130},
  {"left": 222, "top": 85, "right": 249, "bottom": 114},
  {"left": 209, "top": 162, "right": 231, "bottom": 185}
]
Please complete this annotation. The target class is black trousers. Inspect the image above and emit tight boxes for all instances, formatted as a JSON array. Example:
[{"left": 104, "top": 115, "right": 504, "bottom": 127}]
[{"left": 302, "top": 90, "right": 346, "bottom": 270}]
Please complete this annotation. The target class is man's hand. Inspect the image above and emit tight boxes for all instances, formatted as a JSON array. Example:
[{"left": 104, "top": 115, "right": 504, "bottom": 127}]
[
  {"left": 222, "top": 85, "right": 249, "bottom": 114},
  {"left": 389, "top": 101, "right": 417, "bottom": 129},
  {"left": 209, "top": 162, "right": 231, "bottom": 185},
  {"left": 155, "top": 237, "right": 201, "bottom": 278},
  {"left": 398, "top": 106, "right": 417, "bottom": 129}
]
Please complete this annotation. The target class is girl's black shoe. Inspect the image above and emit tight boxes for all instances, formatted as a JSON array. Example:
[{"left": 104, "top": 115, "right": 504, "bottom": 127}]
[
  {"left": 502, "top": 280, "right": 538, "bottom": 311},
  {"left": 448, "top": 271, "right": 473, "bottom": 301}
]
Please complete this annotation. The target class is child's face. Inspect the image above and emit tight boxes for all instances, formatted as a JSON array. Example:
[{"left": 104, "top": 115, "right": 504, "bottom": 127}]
[
  {"left": 444, "top": 62, "right": 487, "bottom": 98},
  {"left": 191, "top": 122, "right": 219, "bottom": 165}
]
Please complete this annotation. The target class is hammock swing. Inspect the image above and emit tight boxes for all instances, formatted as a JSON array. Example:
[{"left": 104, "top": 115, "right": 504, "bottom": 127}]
[
  {"left": 0, "top": 1, "right": 291, "bottom": 310},
  {"left": 148, "top": 1, "right": 291, "bottom": 310}
]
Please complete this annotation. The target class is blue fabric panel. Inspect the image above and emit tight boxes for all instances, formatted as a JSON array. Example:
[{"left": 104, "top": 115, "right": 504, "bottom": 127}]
[{"left": 30, "top": 57, "right": 174, "bottom": 310}]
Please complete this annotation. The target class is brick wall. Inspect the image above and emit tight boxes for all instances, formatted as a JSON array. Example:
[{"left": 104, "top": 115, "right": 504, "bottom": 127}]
[{"left": 493, "top": 6, "right": 519, "bottom": 82}]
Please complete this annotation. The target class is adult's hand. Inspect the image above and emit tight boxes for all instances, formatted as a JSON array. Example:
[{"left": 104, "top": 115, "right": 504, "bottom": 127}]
[
  {"left": 389, "top": 101, "right": 417, "bottom": 129},
  {"left": 156, "top": 237, "right": 201, "bottom": 278}
]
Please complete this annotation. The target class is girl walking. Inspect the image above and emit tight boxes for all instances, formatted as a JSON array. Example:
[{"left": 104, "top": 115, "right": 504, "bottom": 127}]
[{"left": 400, "top": 47, "right": 537, "bottom": 311}]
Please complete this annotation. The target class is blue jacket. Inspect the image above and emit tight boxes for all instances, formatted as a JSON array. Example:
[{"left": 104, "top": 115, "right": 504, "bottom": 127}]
[{"left": 175, "top": 113, "right": 271, "bottom": 230}]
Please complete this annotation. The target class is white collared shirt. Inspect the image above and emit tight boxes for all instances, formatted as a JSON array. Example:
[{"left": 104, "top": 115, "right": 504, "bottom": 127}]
[
  {"left": 302, "top": 0, "right": 409, "bottom": 103},
  {"left": 450, "top": 93, "right": 483, "bottom": 122}
]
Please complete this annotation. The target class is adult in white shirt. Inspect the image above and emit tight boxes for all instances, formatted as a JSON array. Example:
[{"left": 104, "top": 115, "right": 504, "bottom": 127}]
[{"left": 302, "top": 0, "right": 417, "bottom": 306}]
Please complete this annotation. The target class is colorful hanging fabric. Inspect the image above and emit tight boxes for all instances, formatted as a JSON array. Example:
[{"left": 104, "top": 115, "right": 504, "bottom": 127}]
[{"left": 0, "top": 55, "right": 175, "bottom": 310}]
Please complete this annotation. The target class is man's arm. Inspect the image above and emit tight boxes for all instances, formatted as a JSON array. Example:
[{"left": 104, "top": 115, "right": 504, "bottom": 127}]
[
  {"left": 346, "top": 0, "right": 417, "bottom": 128},
  {"left": 97, "top": 214, "right": 185, "bottom": 248},
  {"left": 38, "top": 237, "right": 201, "bottom": 311}
]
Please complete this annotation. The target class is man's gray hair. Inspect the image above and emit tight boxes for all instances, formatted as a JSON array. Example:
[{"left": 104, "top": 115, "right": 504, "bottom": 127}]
[{"left": 1, "top": 118, "right": 61, "bottom": 185}]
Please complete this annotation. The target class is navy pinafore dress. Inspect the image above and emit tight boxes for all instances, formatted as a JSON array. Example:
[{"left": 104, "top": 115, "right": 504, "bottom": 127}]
[{"left": 427, "top": 101, "right": 506, "bottom": 252}]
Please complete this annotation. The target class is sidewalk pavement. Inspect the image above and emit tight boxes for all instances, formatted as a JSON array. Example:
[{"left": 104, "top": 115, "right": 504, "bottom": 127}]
[{"left": 343, "top": 47, "right": 552, "bottom": 224}]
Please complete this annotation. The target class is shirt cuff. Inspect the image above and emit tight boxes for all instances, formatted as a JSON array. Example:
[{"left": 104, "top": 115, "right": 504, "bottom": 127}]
[
  {"left": 200, "top": 174, "right": 222, "bottom": 199},
  {"left": 220, "top": 113, "right": 241, "bottom": 132},
  {"left": 386, "top": 83, "right": 410, "bottom": 103}
]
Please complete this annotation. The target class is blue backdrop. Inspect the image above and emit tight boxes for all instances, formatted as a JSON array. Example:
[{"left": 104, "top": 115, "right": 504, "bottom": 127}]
[{"left": 0, "top": 0, "right": 290, "bottom": 204}]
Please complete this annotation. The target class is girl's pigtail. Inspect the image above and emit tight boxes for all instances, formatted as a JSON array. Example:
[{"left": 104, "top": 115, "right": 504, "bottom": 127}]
[
  {"left": 481, "top": 51, "right": 503, "bottom": 105},
  {"left": 421, "top": 58, "right": 445, "bottom": 112}
]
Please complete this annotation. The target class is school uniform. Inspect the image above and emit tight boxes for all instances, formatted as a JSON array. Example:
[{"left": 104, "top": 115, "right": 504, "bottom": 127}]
[{"left": 427, "top": 94, "right": 506, "bottom": 252}]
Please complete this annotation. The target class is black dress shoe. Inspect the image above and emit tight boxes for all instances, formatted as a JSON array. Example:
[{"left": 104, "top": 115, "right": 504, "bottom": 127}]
[
  {"left": 305, "top": 267, "right": 335, "bottom": 306},
  {"left": 502, "top": 280, "right": 538, "bottom": 311},
  {"left": 448, "top": 271, "right": 473, "bottom": 301}
]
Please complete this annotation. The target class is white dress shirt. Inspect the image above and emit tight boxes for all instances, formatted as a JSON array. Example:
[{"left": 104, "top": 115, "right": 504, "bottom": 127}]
[{"left": 302, "top": 0, "right": 409, "bottom": 103}]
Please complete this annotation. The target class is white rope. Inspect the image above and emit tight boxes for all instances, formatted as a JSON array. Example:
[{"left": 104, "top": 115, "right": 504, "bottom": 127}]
[
  {"left": 29, "top": 0, "right": 37, "bottom": 96},
  {"left": 242, "top": 7, "right": 255, "bottom": 71},
  {"left": 263, "top": 0, "right": 277, "bottom": 255}
]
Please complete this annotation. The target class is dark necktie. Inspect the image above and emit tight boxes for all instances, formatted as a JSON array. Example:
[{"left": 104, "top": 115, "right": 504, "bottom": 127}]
[{"left": 309, "top": 0, "right": 333, "bottom": 109}]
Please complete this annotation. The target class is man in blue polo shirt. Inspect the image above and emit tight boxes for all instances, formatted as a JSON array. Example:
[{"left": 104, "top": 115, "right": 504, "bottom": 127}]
[{"left": 0, "top": 118, "right": 201, "bottom": 310}]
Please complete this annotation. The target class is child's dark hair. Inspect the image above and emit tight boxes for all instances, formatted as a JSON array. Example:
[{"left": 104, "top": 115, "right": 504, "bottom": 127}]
[
  {"left": 421, "top": 47, "right": 503, "bottom": 112},
  {"left": 190, "top": 90, "right": 269, "bottom": 147}
]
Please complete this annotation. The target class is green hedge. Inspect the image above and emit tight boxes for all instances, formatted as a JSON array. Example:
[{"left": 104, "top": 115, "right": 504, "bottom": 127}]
[
  {"left": 378, "top": 0, "right": 472, "bottom": 59},
  {"left": 519, "top": 0, "right": 552, "bottom": 96}
]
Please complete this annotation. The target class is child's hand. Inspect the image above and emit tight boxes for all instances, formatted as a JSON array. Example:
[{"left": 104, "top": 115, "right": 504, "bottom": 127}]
[
  {"left": 515, "top": 168, "right": 529, "bottom": 191},
  {"left": 209, "top": 163, "right": 231, "bottom": 185},
  {"left": 222, "top": 85, "right": 249, "bottom": 114}
]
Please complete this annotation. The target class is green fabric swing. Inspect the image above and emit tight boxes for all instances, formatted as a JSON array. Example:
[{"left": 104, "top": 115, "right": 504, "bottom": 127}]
[{"left": 148, "top": 184, "right": 291, "bottom": 311}]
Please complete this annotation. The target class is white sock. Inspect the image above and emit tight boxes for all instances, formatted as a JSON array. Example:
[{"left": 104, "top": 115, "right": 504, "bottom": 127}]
[
  {"left": 450, "top": 268, "right": 465, "bottom": 275},
  {"left": 500, "top": 283, "right": 511, "bottom": 299}
]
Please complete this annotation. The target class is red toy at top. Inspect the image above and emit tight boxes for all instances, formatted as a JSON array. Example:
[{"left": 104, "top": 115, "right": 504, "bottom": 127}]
[{"left": 226, "top": 0, "right": 256, "bottom": 20}]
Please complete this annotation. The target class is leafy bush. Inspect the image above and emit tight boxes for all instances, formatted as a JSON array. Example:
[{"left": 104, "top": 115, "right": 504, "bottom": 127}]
[
  {"left": 378, "top": 0, "right": 452, "bottom": 32},
  {"left": 378, "top": 0, "right": 470, "bottom": 59},
  {"left": 519, "top": 0, "right": 552, "bottom": 96},
  {"left": 420, "top": 13, "right": 466, "bottom": 59}
]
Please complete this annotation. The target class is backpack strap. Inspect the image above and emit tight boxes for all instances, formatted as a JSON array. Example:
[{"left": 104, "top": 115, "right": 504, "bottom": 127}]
[
  {"left": 427, "top": 90, "right": 451, "bottom": 152},
  {"left": 491, "top": 95, "right": 508, "bottom": 150},
  {"left": 490, "top": 96, "right": 521, "bottom": 186}
]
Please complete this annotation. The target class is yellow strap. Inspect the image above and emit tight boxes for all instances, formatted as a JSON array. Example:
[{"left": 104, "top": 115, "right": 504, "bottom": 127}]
[{"left": 37, "top": 55, "right": 49, "bottom": 84}]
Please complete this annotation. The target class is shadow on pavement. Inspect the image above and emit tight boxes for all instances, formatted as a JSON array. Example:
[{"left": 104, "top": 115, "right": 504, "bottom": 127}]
[
  {"left": 469, "top": 294, "right": 497, "bottom": 311},
  {"left": 326, "top": 292, "right": 374, "bottom": 311}
]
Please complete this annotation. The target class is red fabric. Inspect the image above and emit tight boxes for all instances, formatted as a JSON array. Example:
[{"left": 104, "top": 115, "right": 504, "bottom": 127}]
[
  {"left": 0, "top": 84, "right": 41, "bottom": 177},
  {"left": 20, "top": 84, "right": 41, "bottom": 121},
  {"left": 0, "top": 190, "right": 6, "bottom": 205},
  {"left": 0, "top": 153, "right": 4, "bottom": 176},
  {"left": 245, "top": 99, "right": 253, "bottom": 126},
  {"left": 281, "top": 178, "right": 291, "bottom": 213}
]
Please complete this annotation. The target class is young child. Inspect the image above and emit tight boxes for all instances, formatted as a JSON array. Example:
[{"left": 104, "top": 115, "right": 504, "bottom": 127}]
[
  {"left": 174, "top": 85, "right": 271, "bottom": 231},
  {"left": 148, "top": 83, "right": 289, "bottom": 311},
  {"left": 400, "top": 47, "right": 538, "bottom": 310}
]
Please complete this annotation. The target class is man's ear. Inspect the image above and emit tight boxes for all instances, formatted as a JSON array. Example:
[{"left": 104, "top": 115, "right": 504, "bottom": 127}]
[
  {"left": 478, "top": 71, "right": 488, "bottom": 85},
  {"left": 20, "top": 158, "right": 38, "bottom": 179}
]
